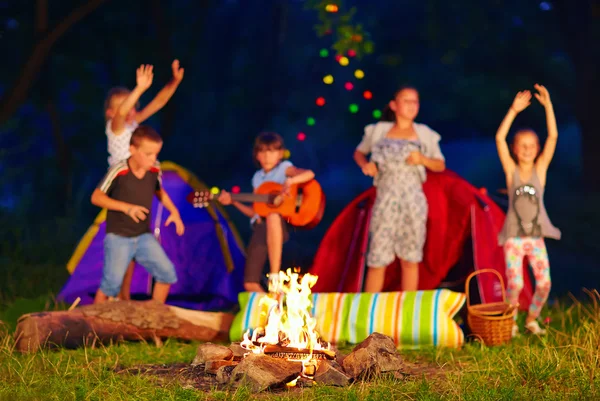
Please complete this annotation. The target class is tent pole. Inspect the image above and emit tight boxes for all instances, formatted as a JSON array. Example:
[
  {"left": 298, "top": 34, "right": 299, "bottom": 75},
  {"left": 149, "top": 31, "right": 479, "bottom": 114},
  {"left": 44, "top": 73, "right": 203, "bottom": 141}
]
[
  {"left": 148, "top": 201, "right": 165, "bottom": 295},
  {"left": 337, "top": 206, "right": 367, "bottom": 292},
  {"left": 355, "top": 199, "right": 374, "bottom": 292}
]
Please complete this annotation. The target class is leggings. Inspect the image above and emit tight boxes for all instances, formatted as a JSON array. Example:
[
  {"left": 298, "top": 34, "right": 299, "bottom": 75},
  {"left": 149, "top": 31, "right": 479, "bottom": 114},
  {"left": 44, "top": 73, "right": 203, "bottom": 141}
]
[{"left": 504, "top": 237, "right": 551, "bottom": 320}]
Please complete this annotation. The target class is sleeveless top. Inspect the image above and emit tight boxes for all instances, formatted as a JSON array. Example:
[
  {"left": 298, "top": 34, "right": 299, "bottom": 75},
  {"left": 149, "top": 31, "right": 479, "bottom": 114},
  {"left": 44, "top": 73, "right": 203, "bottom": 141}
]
[
  {"left": 498, "top": 168, "right": 561, "bottom": 245},
  {"left": 106, "top": 119, "right": 138, "bottom": 167}
]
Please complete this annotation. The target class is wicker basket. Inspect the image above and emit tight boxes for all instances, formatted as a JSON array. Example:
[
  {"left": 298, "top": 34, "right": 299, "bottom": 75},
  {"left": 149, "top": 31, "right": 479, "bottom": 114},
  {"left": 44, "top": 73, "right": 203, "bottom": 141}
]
[{"left": 465, "top": 269, "right": 517, "bottom": 346}]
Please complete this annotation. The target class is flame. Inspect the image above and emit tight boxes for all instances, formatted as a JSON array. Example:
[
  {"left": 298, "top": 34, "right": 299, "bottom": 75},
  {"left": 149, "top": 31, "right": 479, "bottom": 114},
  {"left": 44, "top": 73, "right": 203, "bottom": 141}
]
[{"left": 240, "top": 268, "right": 329, "bottom": 363}]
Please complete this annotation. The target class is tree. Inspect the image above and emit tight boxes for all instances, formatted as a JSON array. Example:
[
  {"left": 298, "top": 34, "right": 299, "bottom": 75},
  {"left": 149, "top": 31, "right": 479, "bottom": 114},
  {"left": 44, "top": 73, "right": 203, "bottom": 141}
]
[{"left": 0, "top": 0, "right": 110, "bottom": 124}]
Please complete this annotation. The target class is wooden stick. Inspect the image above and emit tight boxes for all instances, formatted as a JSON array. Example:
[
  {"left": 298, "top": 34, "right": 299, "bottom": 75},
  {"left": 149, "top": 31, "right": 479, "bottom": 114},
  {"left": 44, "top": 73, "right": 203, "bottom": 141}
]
[
  {"left": 263, "top": 344, "right": 335, "bottom": 360},
  {"left": 68, "top": 297, "right": 81, "bottom": 311}
]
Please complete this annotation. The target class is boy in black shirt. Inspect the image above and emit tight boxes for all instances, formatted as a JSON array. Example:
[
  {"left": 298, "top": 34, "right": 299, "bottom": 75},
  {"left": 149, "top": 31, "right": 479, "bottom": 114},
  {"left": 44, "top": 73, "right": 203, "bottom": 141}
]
[{"left": 90, "top": 126, "right": 184, "bottom": 304}]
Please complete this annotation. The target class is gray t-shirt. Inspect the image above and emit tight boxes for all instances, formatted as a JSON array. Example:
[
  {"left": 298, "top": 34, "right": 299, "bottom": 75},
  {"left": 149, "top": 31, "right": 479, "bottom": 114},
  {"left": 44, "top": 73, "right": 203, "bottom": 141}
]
[{"left": 498, "top": 168, "right": 561, "bottom": 245}]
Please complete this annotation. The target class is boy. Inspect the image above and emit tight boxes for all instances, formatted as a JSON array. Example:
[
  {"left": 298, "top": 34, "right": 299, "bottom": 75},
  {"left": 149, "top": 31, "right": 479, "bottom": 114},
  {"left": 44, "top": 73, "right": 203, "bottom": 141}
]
[
  {"left": 218, "top": 132, "right": 315, "bottom": 292},
  {"left": 104, "top": 60, "right": 184, "bottom": 299},
  {"left": 91, "top": 126, "right": 185, "bottom": 304}
]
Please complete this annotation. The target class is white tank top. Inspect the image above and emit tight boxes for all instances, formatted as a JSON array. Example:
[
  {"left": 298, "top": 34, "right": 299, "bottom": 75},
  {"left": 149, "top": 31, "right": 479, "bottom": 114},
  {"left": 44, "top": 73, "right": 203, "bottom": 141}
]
[{"left": 106, "top": 119, "right": 138, "bottom": 166}]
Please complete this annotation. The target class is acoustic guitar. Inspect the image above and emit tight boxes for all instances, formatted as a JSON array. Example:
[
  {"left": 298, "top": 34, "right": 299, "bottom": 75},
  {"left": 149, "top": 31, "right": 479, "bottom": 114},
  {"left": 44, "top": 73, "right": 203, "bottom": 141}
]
[{"left": 186, "top": 180, "right": 326, "bottom": 229}]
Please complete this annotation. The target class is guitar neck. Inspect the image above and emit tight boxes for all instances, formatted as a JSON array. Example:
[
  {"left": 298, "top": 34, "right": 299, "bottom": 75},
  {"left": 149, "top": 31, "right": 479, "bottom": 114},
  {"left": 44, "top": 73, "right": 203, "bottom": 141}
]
[{"left": 230, "top": 193, "right": 272, "bottom": 203}]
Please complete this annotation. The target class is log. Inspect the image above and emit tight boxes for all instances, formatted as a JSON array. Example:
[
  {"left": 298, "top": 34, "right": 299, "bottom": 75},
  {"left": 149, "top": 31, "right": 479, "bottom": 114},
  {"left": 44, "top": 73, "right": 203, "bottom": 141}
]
[
  {"left": 14, "top": 300, "right": 234, "bottom": 353},
  {"left": 263, "top": 344, "right": 336, "bottom": 360}
]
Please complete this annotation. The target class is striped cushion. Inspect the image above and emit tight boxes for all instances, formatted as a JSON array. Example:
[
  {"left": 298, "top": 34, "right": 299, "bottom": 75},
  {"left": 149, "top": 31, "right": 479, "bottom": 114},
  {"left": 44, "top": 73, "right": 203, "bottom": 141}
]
[{"left": 230, "top": 289, "right": 466, "bottom": 349}]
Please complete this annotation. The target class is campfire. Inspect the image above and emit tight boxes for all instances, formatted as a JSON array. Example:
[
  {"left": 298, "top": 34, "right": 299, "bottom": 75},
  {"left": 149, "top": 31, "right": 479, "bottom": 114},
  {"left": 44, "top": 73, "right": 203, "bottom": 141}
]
[{"left": 239, "top": 268, "right": 335, "bottom": 383}]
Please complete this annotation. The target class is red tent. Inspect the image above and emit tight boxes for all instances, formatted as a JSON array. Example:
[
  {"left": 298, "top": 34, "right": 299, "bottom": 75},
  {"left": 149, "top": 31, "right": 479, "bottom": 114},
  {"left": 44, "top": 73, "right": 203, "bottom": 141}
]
[{"left": 309, "top": 170, "right": 533, "bottom": 311}]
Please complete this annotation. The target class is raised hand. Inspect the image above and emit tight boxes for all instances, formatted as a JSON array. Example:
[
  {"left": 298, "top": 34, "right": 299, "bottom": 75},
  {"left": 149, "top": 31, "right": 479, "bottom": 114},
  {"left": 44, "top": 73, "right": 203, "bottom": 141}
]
[
  {"left": 217, "top": 190, "right": 232, "bottom": 205},
  {"left": 361, "top": 162, "right": 378, "bottom": 177},
  {"left": 136, "top": 64, "right": 154, "bottom": 91},
  {"left": 533, "top": 83, "right": 552, "bottom": 108},
  {"left": 165, "top": 213, "right": 185, "bottom": 236},
  {"left": 511, "top": 90, "right": 531, "bottom": 113},
  {"left": 171, "top": 59, "right": 184, "bottom": 83},
  {"left": 406, "top": 151, "right": 424, "bottom": 165},
  {"left": 126, "top": 204, "right": 149, "bottom": 223}
]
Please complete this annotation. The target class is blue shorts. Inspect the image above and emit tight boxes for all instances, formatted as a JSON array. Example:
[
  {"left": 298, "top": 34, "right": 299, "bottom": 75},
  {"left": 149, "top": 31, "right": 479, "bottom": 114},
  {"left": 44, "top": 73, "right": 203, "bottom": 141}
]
[{"left": 101, "top": 232, "right": 177, "bottom": 297}]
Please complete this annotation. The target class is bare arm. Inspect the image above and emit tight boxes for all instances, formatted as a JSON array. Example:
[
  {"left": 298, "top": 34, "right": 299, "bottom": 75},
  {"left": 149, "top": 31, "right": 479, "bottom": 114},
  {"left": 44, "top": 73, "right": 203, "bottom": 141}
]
[
  {"left": 156, "top": 188, "right": 180, "bottom": 217},
  {"left": 91, "top": 188, "right": 130, "bottom": 213},
  {"left": 217, "top": 189, "right": 256, "bottom": 218},
  {"left": 422, "top": 157, "right": 445, "bottom": 172},
  {"left": 136, "top": 60, "right": 184, "bottom": 124},
  {"left": 495, "top": 108, "right": 518, "bottom": 175},
  {"left": 534, "top": 84, "right": 558, "bottom": 171},
  {"left": 495, "top": 90, "right": 532, "bottom": 175},
  {"left": 232, "top": 201, "right": 256, "bottom": 218},
  {"left": 353, "top": 150, "right": 369, "bottom": 169},
  {"left": 135, "top": 79, "right": 182, "bottom": 124},
  {"left": 111, "top": 65, "right": 153, "bottom": 135},
  {"left": 285, "top": 166, "right": 315, "bottom": 185}
]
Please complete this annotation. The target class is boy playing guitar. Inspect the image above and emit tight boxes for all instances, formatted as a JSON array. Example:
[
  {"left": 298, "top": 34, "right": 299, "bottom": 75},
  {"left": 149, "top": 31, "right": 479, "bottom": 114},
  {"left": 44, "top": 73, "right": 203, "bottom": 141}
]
[{"left": 218, "top": 132, "right": 316, "bottom": 293}]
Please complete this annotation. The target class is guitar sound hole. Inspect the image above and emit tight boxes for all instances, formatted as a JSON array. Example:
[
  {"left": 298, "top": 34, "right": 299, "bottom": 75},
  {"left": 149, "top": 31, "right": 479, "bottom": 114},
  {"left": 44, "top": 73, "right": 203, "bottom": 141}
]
[{"left": 295, "top": 187, "right": 303, "bottom": 213}]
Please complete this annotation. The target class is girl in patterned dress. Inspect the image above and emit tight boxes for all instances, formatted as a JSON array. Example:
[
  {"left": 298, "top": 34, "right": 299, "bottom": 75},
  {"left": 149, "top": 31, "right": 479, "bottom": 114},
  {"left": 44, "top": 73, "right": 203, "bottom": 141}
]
[
  {"left": 496, "top": 84, "right": 561, "bottom": 336},
  {"left": 353, "top": 86, "right": 446, "bottom": 292}
]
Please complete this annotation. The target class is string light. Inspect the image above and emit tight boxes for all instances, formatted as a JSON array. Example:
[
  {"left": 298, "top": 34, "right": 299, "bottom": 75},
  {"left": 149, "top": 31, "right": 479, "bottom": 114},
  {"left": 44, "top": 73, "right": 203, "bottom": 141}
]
[
  {"left": 283, "top": 149, "right": 291, "bottom": 159},
  {"left": 349, "top": 104, "right": 359, "bottom": 113},
  {"left": 372, "top": 109, "right": 382, "bottom": 119},
  {"left": 344, "top": 82, "right": 354, "bottom": 91},
  {"left": 297, "top": 132, "right": 306, "bottom": 141},
  {"left": 339, "top": 56, "right": 349, "bottom": 66},
  {"left": 231, "top": 185, "right": 241, "bottom": 194},
  {"left": 316, "top": 97, "right": 326, "bottom": 106},
  {"left": 363, "top": 90, "right": 373, "bottom": 99},
  {"left": 354, "top": 69, "right": 364, "bottom": 79},
  {"left": 323, "top": 75, "right": 334, "bottom": 84},
  {"left": 325, "top": 4, "right": 339, "bottom": 12},
  {"left": 335, "top": 54, "right": 342, "bottom": 62},
  {"left": 210, "top": 187, "right": 219, "bottom": 195},
  {"left": 307, "top": 117, "right": 316, "bottom": 126},
  {"left": 319, "top": 48, "right": 329, "bottom": 58},
  {"left": 347, "top": 49, "right": 356, "bottom": 57}
]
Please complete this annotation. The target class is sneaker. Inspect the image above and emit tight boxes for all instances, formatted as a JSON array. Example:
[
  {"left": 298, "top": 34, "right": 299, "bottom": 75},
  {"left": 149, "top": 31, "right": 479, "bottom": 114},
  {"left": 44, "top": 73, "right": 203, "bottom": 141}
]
[
  {"left": 512, "top": 324, "right": 520, "bottom": 338},
  {"left": 525, "top": 320, "right": 547, "bottom": 335}
]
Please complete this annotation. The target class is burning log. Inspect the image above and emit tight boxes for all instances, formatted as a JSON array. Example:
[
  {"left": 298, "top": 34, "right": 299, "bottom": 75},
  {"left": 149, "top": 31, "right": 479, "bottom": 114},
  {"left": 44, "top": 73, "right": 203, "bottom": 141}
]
[
  {"left": 14, "top": 300, "right": 234, "bottom": 353},
  {"left": 262, "top": 344, "right": 336, "bottom": 360}
]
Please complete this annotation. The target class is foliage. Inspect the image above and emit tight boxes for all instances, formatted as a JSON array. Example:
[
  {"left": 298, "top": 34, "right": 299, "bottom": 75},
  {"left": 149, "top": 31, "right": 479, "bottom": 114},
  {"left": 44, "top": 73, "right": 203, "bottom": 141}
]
[{"left": 304, "top": 0, "right": 374, "bottom": 58}]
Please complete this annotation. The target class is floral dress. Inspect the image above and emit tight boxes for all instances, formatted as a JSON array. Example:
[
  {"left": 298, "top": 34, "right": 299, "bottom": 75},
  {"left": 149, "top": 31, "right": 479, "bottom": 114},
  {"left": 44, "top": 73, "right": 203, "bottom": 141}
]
[{"left": 367, "top": 138, "right": 428, "bottom": 266}]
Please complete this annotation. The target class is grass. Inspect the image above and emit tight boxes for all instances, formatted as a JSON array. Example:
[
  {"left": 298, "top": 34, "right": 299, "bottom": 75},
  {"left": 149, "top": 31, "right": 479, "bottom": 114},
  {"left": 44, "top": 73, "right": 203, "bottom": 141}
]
[
  {"left": 1, "top": 291, "right": 600, "bottom": 400},
  {"left": 1, "top": 210, "right": 599, "bottom": 399}
]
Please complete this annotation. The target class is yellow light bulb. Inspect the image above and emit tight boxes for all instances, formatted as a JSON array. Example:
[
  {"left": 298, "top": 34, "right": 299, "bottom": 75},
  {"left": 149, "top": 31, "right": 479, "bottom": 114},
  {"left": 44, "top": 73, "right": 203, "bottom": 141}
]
[
  {"left": 323, "top": 75, "right": 334, "bottom": 84},
  {"left": 354, "top": 69, "right": 365, "bottom": 79},
  {"left": 339, "top": 56, "right": 349, "bottom": 66},
  {"left": 210, "top": 187, "right": 219, "bottom": 195}
]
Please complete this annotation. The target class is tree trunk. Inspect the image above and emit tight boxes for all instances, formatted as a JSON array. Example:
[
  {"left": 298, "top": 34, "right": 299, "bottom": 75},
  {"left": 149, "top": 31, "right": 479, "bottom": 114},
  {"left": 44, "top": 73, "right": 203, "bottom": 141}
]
[
  {"left": 14, "top": 300, "right": 235, "bottom": 353},
  {"left": 0, "top": 0, "right": 110, "bottom": 124},
  {"left": 36, "top": 0, "right": 73, "bottom": 211}
]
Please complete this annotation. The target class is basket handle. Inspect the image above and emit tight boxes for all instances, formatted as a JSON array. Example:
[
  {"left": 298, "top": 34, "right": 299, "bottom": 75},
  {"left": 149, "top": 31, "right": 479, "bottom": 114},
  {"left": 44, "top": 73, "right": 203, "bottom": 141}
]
[{"left": 465, "top": 268, "right": 507, "bottom": 308}]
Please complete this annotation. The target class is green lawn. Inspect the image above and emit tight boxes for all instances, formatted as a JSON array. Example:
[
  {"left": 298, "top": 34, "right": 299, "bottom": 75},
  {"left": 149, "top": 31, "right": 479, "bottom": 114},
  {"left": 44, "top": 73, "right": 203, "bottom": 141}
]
[{"left": 1, "top": 291, "right": 599, "bottom": 400}]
